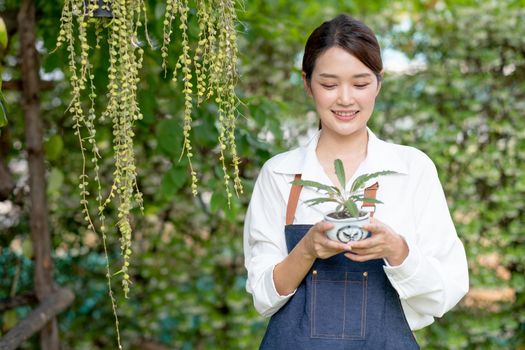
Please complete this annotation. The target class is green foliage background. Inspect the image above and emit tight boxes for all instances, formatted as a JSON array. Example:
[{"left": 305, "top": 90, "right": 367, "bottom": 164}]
[{"left": 1, "top": 0, "right": 524, "bottom": 349}]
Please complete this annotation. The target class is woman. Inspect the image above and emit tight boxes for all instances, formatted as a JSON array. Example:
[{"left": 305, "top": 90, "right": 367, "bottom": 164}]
[{"left": 243, "top": 14, "right": 469, "bottom": 349}]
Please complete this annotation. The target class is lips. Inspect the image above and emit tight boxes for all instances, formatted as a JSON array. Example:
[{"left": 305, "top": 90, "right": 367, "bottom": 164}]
[{"left": 332, "top": 110, "right": 359, "bottom": 121}]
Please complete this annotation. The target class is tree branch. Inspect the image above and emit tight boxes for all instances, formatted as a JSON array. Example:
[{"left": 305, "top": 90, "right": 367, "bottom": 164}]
[
  {"left": 0, "top": 288, "right": 74, "bottom": 350},
  {"left": 0, "top": 293, "right": 38, "bottom": 312},
  {"left": 2, "top": 80, "right": 55, "bottom": 91}
]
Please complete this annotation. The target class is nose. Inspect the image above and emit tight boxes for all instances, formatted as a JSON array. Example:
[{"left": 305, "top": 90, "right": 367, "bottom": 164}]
[{"left": 337, "top": 85, "right": 354, "bottom": 106}]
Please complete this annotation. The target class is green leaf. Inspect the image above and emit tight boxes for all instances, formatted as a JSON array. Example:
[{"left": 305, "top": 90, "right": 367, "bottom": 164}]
[
  {"left": 350, "top": 170, "right": 398, "bottom": 193},
  {"left": 355, "top": 196, "right": 383, "bottom": 204},
  {"left": 47, "top": 168, "right": 64, "bottom": 195},
  {"left": 0, "top": 92, "right": 7, "bottom": 129},
  {"left": 160, "top": 165, "right": 187, "bottom": 199},
  {"left": 156, "top": 119, "right": 182, "bottom": 157},
  {"left": 44, "top": 135, "right": 64, "bottom": 161},
  {"left": 138, "top": 91, "right": 156, "bottom": 125},
  {"left": 210, "top": 190, "right": 240, "bottom": 223},
  {"left": 193, "top": 113, "right": 219, "bottom": 148},
  {"left": 3, "top": 309, "right": 17, "bottom": 330},
  {"left": 224, "top": 197, "right": 240, "bottom": 223},
  {"left": 343, "top": 200, "right": 359, "bottom": 217},
  {"left": 210, "top": 191, "right": 227, "bottom": 213},
  {"left": 0, "top": 17, "right": 7, "bottom": 50},
  {"left": 291, "top": 179, "right": 335, "bottom": 193},
  {"left": 22, "top": 239, "right": 33, "bottom": 259},
  {"left": 334, "top": 158, "right": 346, "bottom": 189},
  {"left": 304, "top": 197, "right": 341, "bottom": 206}
]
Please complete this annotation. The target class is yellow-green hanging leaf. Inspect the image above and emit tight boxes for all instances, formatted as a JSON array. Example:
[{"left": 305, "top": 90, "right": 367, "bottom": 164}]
[
  {"left": 22, "top": 239, "right": 33, "bottom": 259},
  {"left": 0, "top": 100, "right": 6, "bottom": 129},
  {"left": 0, "top": 16, "right": 7, "bottom": 50}
]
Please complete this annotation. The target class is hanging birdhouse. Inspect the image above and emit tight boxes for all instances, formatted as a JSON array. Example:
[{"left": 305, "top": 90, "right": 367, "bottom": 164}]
[{"left": 84, "top": 0, "right": 113, "bottom": 18}]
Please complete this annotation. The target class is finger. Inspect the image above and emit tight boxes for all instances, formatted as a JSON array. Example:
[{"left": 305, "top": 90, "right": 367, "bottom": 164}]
[
  {"left": 307, "top": 222, "right": 333, "bottom": 241},
  {"left": 370, "top": 217, "right": 383, "bottom": 225},
  {"left": 347, "top": 235, "right": 381, "bottom": 250},
  {"left": 362, "top": 222, "right": 386, "bottom": 234},
  {"left": 345, "top": 252, "right": 380, "bottom": 262},
  {"left": 349, "top": 245, "right": 384, "bottom": 257},
  {"left": 323, "top": 239, "right": 351, "bottom": 252},
  {"left": 314, "top": 220, "right": 334, "bottom": 233}
]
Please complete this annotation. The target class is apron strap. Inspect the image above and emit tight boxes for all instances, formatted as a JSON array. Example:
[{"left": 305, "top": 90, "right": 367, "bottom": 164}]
[
  {"left": 363, "top": 182, "right": 379, "bottom": 218},
  {"left": 286, "top": 174, "right": 303, "bottom": 225},
  {"left": 285, "top": 176, "right": 379, "bottom": 225}
]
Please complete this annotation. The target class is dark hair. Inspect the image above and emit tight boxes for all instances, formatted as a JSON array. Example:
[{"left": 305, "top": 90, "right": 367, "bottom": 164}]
[{"left": 302, "top": 14, "right": 383, "bottom": 83}]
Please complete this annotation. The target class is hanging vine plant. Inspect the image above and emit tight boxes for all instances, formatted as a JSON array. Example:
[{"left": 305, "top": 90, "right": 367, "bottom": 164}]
[
  {"left": 162, "top": 0, "right": 242, "bottom": 200},
  {"left": 55, "top": 0, "right": 241, "bottom": 347}
]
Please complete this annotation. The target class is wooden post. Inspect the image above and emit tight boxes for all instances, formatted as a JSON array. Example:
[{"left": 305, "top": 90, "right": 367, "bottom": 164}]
[{"left": 18, "top": 0, "right": 60, "bottom": 348}]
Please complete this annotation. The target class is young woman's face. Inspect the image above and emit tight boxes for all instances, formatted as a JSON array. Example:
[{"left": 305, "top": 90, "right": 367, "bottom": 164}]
[{"left": 303, "top": 46, "right": 381, "bottom": 138}]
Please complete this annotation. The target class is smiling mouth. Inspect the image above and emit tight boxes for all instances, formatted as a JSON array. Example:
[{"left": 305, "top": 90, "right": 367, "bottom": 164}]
[{"left": 332, "top": 110, "right": 359, "bottom": 119}]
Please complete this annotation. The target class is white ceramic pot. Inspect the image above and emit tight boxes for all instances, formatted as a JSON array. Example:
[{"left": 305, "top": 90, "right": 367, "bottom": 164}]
[{"left": 324, "top": 211, "right": 371, "bottom": 243}]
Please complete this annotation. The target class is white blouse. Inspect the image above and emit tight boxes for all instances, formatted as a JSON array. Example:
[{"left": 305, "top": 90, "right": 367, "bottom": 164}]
[{"left": 243, "top": 128, "right": 469, "bottom": 330}]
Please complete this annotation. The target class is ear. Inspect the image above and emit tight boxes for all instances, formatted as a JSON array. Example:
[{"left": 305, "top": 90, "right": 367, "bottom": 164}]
[{"left": 302, "top": 71, "right": 313, "bottom": 97}]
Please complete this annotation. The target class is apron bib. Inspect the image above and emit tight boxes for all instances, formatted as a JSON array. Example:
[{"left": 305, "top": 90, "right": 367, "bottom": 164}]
[{"left": 259, "top": 176, "right": 419, "bottom": 350}]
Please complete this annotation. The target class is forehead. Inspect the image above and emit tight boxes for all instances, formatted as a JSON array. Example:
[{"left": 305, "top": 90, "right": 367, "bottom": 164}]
[{"left": 312, "top": 46, "right": 373, "bottom": 78}]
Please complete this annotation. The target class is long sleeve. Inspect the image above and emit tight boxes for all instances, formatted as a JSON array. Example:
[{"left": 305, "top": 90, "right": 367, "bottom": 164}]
[
  {"left": 243, "top": 131, "right": 469, "bottom": 330},
  {"left": 243, "top": 162, "right": 296, "bottom": 317},
  {"left": 383, "top": 155, "right": 469, "bottom": 329}
]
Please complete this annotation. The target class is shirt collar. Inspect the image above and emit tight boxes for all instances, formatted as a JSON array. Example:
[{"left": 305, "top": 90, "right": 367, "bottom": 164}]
[{"left": 272, "top": 127, "right": 409, "bottom": 180}]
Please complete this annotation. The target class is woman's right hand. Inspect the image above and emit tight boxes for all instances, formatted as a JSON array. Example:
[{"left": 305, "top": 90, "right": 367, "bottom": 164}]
[
  {"left": 274, "top": 221, "right": 351, "bottom": 296},
  {"left": 301, "top": 221, "right": 350, "bottom": 260}
]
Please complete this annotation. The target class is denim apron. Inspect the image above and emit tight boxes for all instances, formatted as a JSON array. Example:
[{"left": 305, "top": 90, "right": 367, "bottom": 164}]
[{"left": 259, "top": 176, "right": 419, "bottom": 350}]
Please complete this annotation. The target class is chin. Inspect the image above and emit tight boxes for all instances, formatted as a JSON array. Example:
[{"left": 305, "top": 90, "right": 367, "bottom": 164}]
[{"left": 322, "top": 125, "right": 367, "bottom": 138}]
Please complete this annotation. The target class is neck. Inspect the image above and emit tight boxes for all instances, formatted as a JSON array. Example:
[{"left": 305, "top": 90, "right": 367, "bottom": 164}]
[{"left": 316, "top": 127, "right": 369, "bottom": 163}]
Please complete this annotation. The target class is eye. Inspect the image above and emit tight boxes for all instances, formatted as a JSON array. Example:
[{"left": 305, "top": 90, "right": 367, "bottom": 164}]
[
  {"left": 355, "top": 83, "right": 370, "bottom": 89},
  {"left": 321, "top": 84, "right": 336, "bottom": 89}
]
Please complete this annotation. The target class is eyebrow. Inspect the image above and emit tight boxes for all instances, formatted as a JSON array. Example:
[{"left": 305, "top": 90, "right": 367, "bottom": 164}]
[{"left": 319, "top": 73, "right": 373, "bottom": 79}]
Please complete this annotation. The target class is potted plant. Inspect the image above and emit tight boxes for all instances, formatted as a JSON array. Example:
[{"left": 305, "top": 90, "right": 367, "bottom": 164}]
[{"left": 292, "top": 159, "right": 397, "bottom": 243}]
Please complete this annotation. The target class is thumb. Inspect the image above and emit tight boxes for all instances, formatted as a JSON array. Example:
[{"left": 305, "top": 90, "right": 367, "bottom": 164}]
[
  {"left": 370, "top": 217, "right": 385, "bottom": 225},
  {"left": 315, "top": 220, "right": 334, "bottom": 232},
  {"left": 370, "top": 216, "right": 383, "bottom": 225}
]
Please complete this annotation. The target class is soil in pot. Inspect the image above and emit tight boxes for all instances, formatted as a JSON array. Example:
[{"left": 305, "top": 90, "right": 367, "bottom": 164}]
[{"left": 326, "top": 211, "right": 368, "bottom": 220}]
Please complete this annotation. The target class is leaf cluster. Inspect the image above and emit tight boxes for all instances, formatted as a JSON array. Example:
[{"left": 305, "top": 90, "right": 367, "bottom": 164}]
[{"left": 292, "top": 159, "right": 396, "bottom": 218}]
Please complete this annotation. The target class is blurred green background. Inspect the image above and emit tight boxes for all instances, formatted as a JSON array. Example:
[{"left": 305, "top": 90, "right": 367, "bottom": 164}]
[{"left": 1, "top": 0, "right": 524, "bottom": 348}]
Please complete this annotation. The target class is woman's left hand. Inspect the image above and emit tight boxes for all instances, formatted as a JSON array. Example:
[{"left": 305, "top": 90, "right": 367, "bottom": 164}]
[{"left": 344, "top": 217, "right": 409, "bottom": 266}]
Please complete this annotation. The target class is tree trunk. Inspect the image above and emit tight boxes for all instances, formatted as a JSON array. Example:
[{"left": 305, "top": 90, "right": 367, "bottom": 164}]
[{"left": 18, "top": 0, "right": 59, "bottom": 348}]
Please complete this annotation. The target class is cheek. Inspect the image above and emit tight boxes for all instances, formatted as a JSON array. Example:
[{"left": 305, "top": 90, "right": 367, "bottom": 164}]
[
  {"left": 312, "top": 89, "right": 337, "bottom": 106},
  {"left": 356, "top": 90, "right": 378, "bottom": 106}
]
